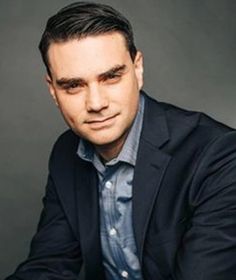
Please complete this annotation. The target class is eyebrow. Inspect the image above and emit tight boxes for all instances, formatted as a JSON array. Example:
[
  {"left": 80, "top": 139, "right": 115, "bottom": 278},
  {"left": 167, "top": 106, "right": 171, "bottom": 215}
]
[
  {"left": 98, "top": 64, "right": 127, "bottom": 81},
  {"left": 56, "top": 77, "right": 86, "bottom": 88},
  {"left": 55, "top": 64, "right": 127, "bottom": 87}
]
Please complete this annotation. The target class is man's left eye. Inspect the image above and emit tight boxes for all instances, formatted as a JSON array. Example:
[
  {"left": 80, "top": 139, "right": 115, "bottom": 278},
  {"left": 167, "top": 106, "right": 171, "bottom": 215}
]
[
  {"left": 106, "top": 74, "right": 121, "bottom": 81},
  {"left": 109, "top": 74, "right": 119, "bottom": 79}
]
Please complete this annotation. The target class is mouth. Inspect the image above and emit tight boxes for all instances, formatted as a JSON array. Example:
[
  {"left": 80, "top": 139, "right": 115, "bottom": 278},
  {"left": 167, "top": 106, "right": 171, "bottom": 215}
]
[{"left": 85, "top": 114, "right": 118, "bottom": 129}]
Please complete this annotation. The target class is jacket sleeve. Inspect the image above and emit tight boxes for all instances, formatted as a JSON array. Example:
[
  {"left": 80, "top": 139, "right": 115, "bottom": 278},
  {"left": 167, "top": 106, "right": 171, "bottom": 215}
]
[
  {"left": 175, "top": 131, "right": 236, "bottom": 280},
  {"left": 6, "top": 173, "right": 82, "bottom": 280}
]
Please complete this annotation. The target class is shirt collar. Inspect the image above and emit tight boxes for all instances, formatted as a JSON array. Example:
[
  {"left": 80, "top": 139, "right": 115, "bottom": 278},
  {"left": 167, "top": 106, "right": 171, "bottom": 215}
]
[{"left": 77, "top": 93, "right": 145, "bottom": 167}]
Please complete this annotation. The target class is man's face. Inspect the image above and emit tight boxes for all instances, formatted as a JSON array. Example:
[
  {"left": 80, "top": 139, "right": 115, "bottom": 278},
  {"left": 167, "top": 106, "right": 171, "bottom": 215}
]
[{"left": 47, "top": 32, "right": 143, "bottom": 153}]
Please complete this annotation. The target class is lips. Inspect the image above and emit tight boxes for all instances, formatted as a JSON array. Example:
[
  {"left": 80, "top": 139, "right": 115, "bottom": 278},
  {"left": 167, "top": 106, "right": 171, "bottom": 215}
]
[
  {"left": 85, "top": 114, "right": 118, "bottom": 129},
  {"left": 87, "top": 115, "right": 115, "bottom": 123}
]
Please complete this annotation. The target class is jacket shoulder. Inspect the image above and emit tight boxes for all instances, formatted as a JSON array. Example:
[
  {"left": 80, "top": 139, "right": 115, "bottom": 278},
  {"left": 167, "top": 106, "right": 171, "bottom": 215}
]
[
  {"left": 53, "top": 129, "right": 79, "bottom": 150},
  {"left": 49, "top": 129, "right": 80, "bottom": 169},
  {"left": 143, "top": 93, "right": 235, "bottom": 153},
  {"left": 146, "top": 94, "right": 234, "bottom": 137}
]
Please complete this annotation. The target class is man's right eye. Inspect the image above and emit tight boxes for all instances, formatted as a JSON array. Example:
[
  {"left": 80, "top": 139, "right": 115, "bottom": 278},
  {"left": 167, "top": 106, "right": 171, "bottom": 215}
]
[
  {"left": 62, "top": 83, "right": 82, "bottom": 94},
  {"left": 64, "top": 82, "right": 80, "bottom": 89},
  {"left": 70, "top": 82, "right": 80, "bottom": 89}
]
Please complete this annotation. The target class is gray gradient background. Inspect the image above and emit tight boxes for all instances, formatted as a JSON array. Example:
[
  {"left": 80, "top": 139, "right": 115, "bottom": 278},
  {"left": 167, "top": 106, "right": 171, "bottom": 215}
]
[{"left": 1, "top": 0, "right": 235, "bottom": 278}]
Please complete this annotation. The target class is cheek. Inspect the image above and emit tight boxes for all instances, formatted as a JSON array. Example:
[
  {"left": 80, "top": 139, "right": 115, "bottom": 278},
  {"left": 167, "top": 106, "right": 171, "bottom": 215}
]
[
  {"left": 57, "top": 96, "right": 85, "bottom": 121},
  {"left": 122, "top": 80, "right": 140, "bottom": 108}
]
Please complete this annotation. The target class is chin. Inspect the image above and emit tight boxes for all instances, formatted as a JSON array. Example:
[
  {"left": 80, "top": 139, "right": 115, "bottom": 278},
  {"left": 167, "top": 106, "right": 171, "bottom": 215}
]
[
  {"left": 88, "top": 136, "right": 118, "bottom": 146},
  {"left": 74, "top": 125, "right": 127, "bottom": 147},
  {"left": 88, "top": 131, "right": 125, "bottom": 146}
]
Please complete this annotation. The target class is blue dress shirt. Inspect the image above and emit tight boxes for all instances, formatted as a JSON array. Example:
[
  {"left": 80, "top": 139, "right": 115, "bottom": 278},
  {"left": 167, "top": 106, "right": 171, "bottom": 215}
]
[{"left": 77, "top": 95, "right": 145, "bottom": 279}]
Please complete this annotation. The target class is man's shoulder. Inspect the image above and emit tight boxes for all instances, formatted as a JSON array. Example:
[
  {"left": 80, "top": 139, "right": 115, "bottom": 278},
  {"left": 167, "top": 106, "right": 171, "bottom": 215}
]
[
  {"left": 143, "top": 93, "right": 235, "bottom": 153},
  {"left": 144, "top": 93, "right": 234, "bottom": 136},
  {"left": 49, "top": 129, "right": 80, "bottom": 164},
  {"left": 54, "top": 129, "right": 79, "bottom": 148}
]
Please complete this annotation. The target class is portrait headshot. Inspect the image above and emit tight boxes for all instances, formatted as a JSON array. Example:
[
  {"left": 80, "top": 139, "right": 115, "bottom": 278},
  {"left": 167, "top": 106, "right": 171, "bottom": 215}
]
[{"left": 1, "top": 1, "right": 236, "bottom": 279}]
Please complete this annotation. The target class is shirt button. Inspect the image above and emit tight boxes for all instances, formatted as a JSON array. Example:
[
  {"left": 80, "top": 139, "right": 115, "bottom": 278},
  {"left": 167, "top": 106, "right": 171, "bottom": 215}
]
[
  {"left": 121, "top": 270, "right": 129, "bottom": 278},
  {"left": 109, "top": 228, "right": 117, "bottom": 236},
  {"left": 105, "top": 181, "right": 113, "bottom": 189}
]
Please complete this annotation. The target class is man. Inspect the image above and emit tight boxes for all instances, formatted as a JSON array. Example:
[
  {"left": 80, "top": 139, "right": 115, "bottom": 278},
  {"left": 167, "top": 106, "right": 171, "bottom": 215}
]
[{"left": 7, "top": 2, "right": 236, "bottom": 280}]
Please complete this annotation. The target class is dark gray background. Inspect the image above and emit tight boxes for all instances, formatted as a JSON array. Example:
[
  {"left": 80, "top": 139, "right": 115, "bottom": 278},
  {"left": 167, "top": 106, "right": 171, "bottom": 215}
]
[{"left": 1, "top": 0, "right": 235, "bottom": 278}]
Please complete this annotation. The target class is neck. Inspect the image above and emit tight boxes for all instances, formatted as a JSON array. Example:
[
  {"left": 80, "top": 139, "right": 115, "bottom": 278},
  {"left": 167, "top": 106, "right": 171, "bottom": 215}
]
[{"left": 95, "top": 131, "right": 128, "bottom": 162}]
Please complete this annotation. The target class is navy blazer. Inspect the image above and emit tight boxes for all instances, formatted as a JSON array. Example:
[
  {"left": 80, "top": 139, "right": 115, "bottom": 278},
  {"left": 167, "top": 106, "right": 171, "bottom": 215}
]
[{"left": 7, "top": 93, "right": 236, "bottom": 280}]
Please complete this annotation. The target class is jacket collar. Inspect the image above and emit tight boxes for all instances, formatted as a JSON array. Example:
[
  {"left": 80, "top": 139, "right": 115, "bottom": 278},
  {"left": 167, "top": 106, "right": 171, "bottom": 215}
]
[{"left": 132, "top": 93, "right": 171, "bottom": 264}]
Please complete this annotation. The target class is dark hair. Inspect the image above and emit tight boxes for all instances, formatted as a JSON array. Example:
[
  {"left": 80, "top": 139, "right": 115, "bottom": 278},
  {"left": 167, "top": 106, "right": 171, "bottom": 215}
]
[{"left": 39, "top": 2, "right": 137, "bottom": 75}]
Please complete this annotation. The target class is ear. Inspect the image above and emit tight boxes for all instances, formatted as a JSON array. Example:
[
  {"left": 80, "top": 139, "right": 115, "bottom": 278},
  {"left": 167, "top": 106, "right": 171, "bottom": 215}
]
[
  {"left": 134, "top": 51, "right": 144, "bottom": 90},
  {"left": 45, "top": 75, "right": 59, "bottom": 106}
]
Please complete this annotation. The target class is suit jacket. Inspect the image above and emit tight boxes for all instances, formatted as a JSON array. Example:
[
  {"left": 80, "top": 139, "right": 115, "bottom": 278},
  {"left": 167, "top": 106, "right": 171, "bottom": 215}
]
[{"left": 7, "top": 93, "right": 236, "bottom": 280}]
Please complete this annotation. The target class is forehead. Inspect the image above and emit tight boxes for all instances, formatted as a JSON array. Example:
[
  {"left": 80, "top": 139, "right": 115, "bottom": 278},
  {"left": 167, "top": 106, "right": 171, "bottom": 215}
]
[{"left": 47, "top": 32, "right": 131, "bottom": 78}]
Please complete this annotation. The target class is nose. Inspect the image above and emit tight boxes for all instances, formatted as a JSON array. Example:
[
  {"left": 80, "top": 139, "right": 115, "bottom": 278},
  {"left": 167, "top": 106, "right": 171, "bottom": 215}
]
[{"left": 86, "top": 84, "right": 109, "bottom": 112}]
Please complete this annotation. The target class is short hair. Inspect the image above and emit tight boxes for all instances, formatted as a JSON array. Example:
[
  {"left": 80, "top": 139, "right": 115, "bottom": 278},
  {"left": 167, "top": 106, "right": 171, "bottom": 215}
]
[{"left": 39, "top": 1, "right": 137, "bottom": 75}]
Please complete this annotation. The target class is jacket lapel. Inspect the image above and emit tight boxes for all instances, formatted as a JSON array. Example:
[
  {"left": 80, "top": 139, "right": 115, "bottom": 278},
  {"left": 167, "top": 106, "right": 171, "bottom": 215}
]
[
  {"left": 75, "top": 157, "right": 105, "bottom": 279},
  {"left": 133, "top": 96, "right": 172, "bottom": 264}
]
